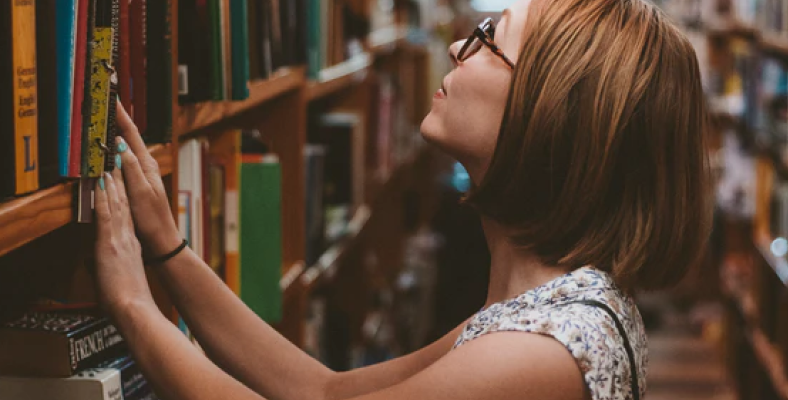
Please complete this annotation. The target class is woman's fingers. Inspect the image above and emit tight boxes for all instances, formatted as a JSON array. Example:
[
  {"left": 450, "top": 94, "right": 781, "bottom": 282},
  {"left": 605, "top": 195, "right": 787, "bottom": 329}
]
[
  {"left": 94, "top": 176, "right": 112, "bottom": 236},
  {"left": 116, "top": 136, "right": 151, "bottom": 192},
  {"left": 112, "top": 162, "right": 132, "bottom": 221},
  {"left": 115, "top": 101, "right": 156, "bottom": 172},
  {"left": 104, "top": 172, "right": 122, "bottom": 214}
]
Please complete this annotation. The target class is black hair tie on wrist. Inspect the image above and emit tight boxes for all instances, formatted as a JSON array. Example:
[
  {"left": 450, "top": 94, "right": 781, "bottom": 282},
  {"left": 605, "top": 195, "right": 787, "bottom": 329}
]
[{"left": 144, "top": 239, "right": 188, "bottom": 265}]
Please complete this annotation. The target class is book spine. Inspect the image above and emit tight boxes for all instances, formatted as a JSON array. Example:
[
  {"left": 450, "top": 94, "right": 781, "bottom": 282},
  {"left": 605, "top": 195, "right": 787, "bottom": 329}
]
[
  {"left": 230, "top": 0, "right": 249, "bottom": 100},
  {"left": 0, "top": 369, "right": 124, "bottom": 400},
  {"left": 84, "top": 0, "right": 114, "bottom": 178},
  {"left": 146, "top": 0, "right": 173, "bottom": 141},
  {"left": 4, "top": 0, "right": 39, "bottom": 196},
  {"left": 119, "top": 0, "right": 131, "bottom": 102},
  {"left": 79, "top": 0, "right": 97, "bottom": 177},
  {"left": 129, "top": 0, "right": 147, "bottom": 132},
  {"left": 67, "top": 322, "right": 125, "bottom": 374},
  {"left": 37, "top": 0, "right": 61, "bottom": 188},
  {"left": 240, "top": 156, "right": 283, "bottom": 323},
  {"left": 55, "top": 0, "right": 78, "bottom": 177},
  {"left": 104, "top": 0, "right": 121, "bottom": 172},
  {"left": 210, "top": 0, "right": 223, "bottom": 100},
  {"left": 68, "top": 0, "right": 90, "bottom": 177},
  {"left": 306, "top": 0, "right": 320, "bottom": 79}
]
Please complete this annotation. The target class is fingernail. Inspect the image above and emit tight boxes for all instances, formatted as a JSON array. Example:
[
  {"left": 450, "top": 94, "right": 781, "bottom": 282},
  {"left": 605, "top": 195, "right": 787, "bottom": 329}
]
[
  {"left": 98, "top": 177, "right": 105, "bottom": 191},
  {"left": 115, "top": 154, "right": 122, "bottom": 169},
  {"left": 117, "top": 141, "right": 128, "bottom": 153}
]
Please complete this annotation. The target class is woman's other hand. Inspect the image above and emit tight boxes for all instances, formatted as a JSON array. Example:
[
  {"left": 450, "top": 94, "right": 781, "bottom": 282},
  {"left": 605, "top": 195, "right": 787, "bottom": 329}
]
[
  {"left": 94, "top": 169, "right": 155, "bottom": 312},
  {"left": 115, "top": 101, "right": 182, "bottom": 257}
]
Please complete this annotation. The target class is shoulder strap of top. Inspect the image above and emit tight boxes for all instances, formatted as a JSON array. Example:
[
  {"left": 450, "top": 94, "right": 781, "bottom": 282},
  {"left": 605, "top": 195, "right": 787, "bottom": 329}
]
[{"left": 564, "top": 299, "right": 640, "bottom": 400}]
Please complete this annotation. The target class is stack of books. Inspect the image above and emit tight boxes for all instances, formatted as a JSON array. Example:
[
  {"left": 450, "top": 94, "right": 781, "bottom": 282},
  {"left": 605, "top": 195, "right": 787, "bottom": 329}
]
[{"left": 0, "top": 310, "right": 158, "bottom": 400}]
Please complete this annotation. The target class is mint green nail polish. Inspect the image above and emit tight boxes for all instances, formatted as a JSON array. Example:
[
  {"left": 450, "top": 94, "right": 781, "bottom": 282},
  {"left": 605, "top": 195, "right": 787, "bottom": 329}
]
[
  {"left": 116, "top": 154, "right": 122, "bottom": 169},
  {"left": 99, "top": 177, "right": 105, "bottom": 191},
  {"left": 117, "top": 141, "right": 128, "bottom": 153}
]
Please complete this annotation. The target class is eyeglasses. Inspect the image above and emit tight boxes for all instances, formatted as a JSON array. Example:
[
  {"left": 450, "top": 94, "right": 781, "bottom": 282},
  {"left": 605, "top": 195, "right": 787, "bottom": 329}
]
[{"left": 457, "top": 17, "right": 515, "bottom": 69}]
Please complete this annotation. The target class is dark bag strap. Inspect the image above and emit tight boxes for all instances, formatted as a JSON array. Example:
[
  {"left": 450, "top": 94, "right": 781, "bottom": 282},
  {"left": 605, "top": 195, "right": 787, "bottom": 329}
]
[{"left": 565, "top": 299, "right": 640, "bottom": 400}]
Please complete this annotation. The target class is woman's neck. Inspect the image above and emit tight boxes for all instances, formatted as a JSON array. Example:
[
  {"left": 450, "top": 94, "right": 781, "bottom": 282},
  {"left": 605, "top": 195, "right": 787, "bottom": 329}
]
[{"left": 481, "top": 217, "right": 573, "bottom": 308}]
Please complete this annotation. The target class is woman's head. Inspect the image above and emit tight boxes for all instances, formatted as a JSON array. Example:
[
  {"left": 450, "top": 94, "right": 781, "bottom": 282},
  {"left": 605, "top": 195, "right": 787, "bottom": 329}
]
[{"left": 420, "top": 0, "right": 712, "bottom": 291}]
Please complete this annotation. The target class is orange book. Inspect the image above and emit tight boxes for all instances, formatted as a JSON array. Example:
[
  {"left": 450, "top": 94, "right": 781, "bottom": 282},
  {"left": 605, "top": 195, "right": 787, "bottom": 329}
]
[
  {"left": 209, "top": 130, "right": 241, "bottom": 295},
  {"left": 1, "top": 0, "right": 39, "bottom": 197}
]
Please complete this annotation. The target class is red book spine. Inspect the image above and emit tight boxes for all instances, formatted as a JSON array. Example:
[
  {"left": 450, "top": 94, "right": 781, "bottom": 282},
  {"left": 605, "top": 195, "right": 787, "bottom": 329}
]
[
  {"left": 201, "top": 140, "right": 211, "bottom": 263},
  {"left": 68, "top": 0, "right": 90, "bottom": 177},
  {"left": 119, "top": 0, "right": 131, "bottom": 102},
  {"left": 129, "top": 0, "right": 147, "bottom": 132}
]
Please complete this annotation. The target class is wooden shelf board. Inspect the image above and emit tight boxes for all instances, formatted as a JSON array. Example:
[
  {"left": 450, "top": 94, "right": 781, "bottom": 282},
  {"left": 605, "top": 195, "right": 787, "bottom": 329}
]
[
  {"left": 0, "top": 144, "right": 173, "bottom": 257},
  {"left": 368, "top": 27, "right": 408, "bottom": 56},
  {"left": 176, "top": 67, "right": 305, "bottom": 136},
  {"left": 300, "top": 204, "right": 372, "bottom": 288},
  {"left": 759, "top": 34, "right": 788, "bottom": 61},
  {"left": 705, "top": 21, "right": 758, "bottom": 40},
  {"left": 305, "top": 54, "right": 372, "bottom": 101}
]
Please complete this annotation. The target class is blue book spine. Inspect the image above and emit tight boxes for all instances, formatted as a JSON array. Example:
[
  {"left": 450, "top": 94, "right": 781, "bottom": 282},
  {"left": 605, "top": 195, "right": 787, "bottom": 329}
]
[
  {"left": 230, "top": 0, "right": 249, "bottom": 100},
  {"left": 55, "top": 0, "right": 77, "bottom": 176}
]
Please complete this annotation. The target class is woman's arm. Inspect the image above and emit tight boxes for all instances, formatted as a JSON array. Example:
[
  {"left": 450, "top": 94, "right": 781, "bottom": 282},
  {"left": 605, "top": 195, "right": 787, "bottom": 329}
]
[
  {"left": 151, "top": 243, "right": 468, "bottom": 400},
  {"left": 112, "top": 102, "right": 464, "bottom": 400}
]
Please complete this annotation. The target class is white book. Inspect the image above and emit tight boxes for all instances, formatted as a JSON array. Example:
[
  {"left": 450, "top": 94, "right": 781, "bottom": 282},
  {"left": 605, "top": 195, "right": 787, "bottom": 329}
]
[{"left": 0, "top": 368, "right": 122, "bottom": 400}]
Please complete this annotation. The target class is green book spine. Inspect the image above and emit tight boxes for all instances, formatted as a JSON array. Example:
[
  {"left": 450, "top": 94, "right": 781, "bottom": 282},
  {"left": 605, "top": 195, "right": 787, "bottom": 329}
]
[
  {"left": 229, "top": 0, "right": 249, "bottom": 100},
  {"left": 240, "top": 156, "right": 282, "bottom": 322},
  {"left": 209, "top": 0, "right": 223, "bottom": 100},
  {"left": 306, "top": 0, "right": 320, "bottom": 79}
]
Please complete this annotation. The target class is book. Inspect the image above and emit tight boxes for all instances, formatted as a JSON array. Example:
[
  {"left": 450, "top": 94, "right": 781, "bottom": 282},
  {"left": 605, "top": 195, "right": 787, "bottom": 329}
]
[
  {"left": 37, "top": 0, "right": 61, "bottom": 189},
  {"left": 104, "top": 0, "right": 121, "bottom": 173},
  {"left": 208, "top": 130, "right": 241, "bottom": 292},
  {"left": 221, "top": 0, "right": 233, "bottom": 99},
  {"left": 209, "top": 0, "right": 224, "bottom": 100},
  {"left": 97, "top": 355, "right": 158, "bottom": 400},
  {"left": 0, "top": 367, "right": 123, "bottom": 400},
  {"left": 240, "top": 153, "right": 283, "bottom": 323},
  {"left": 118, "top": 0, "right": 131, "bottom": 102},
  {"left": 304, "top": 145, "right": 327, "bottom": 266},
  {"left": 0, "top": 0, "right": 39, "bottom": 197},
  {"left": 246, "top": 0, "right": 261, "bottom": 80},
  {"left": 129, "top": 0, "right": 147, "bottom": 131},
  {"left": 0, "top": 312, "right": 125, "bottom": 377},
  {"left": 68, "top": 0, "right": 90, "bottom": 177},
  {"left": 178, "top": 139, "right": 205, "bottom": 261},
  {"left": 83, "top": 0, "right": 116, "bottom": 178},
  {"left": 55, "top": 0, "right": 79, "bottom": 177},
  {"left": 178, "top": 0, "right": 211, "bottom": 103},
  {"left": 230, "top": 0, "right": 250, "bottom": 100},
  {"left": 146, "top": 0, "right": 172, "bottom": 141},
  {"left": 305, "top": 0, "right": 321, "bottom": 79}
]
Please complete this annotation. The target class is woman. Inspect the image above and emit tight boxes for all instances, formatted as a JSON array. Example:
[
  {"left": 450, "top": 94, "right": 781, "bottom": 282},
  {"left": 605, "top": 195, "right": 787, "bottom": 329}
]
[{"left": 95, "top": 0, "right": 711, "bottom": 399}]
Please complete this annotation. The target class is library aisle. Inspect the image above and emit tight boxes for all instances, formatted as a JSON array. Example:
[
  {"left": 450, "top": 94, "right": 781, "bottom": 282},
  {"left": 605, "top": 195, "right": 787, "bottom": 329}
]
[{"left": 642, "top": 295, "right": 736, "bottom": 400}]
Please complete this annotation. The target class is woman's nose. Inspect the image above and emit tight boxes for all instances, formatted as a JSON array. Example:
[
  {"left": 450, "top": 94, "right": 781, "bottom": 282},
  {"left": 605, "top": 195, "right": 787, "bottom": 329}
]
[{"left": 448, "top": 40, "right": 464, "bottom": 67}]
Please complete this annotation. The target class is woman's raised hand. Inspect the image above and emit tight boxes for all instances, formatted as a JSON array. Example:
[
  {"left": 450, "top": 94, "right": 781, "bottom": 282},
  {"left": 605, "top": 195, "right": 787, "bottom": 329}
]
[{"left": 114, "top": 101, "right": 182, "bottom": 258}]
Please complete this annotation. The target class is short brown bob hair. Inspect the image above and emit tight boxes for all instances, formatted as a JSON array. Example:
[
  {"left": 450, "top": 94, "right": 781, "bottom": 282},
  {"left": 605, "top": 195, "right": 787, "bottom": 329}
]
[{"left": 465, "top": 0, "right": 713, "bottom": 291}]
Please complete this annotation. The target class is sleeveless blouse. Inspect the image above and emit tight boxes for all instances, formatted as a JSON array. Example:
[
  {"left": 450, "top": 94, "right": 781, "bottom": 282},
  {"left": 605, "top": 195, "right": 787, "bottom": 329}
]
[{"left": 453, "top": 266, "right": 648, "bottom": 400}]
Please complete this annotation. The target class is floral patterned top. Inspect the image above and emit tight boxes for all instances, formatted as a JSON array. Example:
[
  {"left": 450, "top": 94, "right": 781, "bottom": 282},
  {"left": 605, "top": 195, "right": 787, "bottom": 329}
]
[{"left": 453, "top": 266, "right": 647, "bottom": 400}]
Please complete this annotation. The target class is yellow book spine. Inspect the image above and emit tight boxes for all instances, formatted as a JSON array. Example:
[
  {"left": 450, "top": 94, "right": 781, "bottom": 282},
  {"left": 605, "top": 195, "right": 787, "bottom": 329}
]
[
  {"left": 12, "top": 0, "right": 38, "bottom": 194},
  {"left": 85, "top": 27, "right": 114, "bottom": 178}
]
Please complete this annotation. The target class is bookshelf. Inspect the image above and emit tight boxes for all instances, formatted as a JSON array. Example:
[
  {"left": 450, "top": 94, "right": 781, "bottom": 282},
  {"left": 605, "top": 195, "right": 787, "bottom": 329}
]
[
  {"left": 0, "top": 0, "right": 448, "bottom": 385},
  {"left": 696, "top": 2, "right": 788, "bottom": 397},
  {"left": 176, "top": 67, "right": 307, "bottom": 136},
  {"left": 0, "top": 144, "right": 173, "bottom": 258}
]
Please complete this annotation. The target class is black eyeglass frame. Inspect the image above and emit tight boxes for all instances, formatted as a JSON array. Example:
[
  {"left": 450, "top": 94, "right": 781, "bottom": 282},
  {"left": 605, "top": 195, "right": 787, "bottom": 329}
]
[{"left": 457, "top": 17, "right": 515, "bottom": 69}]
